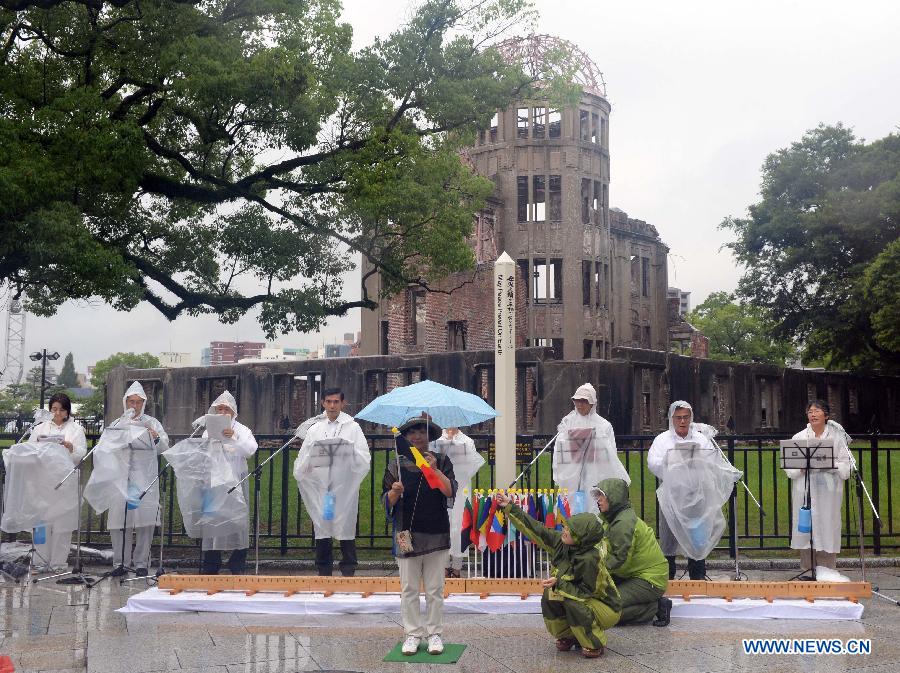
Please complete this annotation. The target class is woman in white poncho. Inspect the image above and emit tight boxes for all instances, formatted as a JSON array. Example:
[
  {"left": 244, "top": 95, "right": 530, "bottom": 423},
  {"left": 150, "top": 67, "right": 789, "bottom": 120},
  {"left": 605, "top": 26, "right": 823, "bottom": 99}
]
[
  {"left": 107, "top": 381, "right": 169, "bottom": 576},
  {"left": 648, "top": 401, "right": 741, "bottom": 580},
  {"left": 784, "top": 399, "right": 852, "bottom": 582},
  {"left": 552, "top": 383, "right": 629, "bottom": 515},
  {"left": 201, "top": 391, "right": 257, "bottom": 574},
  {"left": 431, "top": 427, "right": 484, "bottom": 577},
  {"left": 28, "top": 393, "right": 87, "bottom": 571}
]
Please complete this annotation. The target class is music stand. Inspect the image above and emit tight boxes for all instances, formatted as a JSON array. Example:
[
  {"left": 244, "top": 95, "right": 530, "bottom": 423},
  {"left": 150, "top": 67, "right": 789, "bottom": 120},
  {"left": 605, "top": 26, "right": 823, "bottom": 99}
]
[{"left": 780, "top": 438, "right": 835, "bottom": 581}]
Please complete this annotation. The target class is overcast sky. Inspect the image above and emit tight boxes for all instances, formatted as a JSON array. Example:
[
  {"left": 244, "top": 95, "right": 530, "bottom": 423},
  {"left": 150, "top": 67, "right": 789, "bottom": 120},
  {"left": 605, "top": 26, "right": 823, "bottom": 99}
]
[{"left": 12, "top": 0, "right": 900, "bottom": 375}]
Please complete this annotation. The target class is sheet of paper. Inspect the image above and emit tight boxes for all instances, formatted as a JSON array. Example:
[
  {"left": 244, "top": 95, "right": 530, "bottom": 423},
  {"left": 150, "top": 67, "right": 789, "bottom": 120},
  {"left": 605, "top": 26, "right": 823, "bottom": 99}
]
[{"left": 204, "top": 413, "right": 232, "bottom": 443}]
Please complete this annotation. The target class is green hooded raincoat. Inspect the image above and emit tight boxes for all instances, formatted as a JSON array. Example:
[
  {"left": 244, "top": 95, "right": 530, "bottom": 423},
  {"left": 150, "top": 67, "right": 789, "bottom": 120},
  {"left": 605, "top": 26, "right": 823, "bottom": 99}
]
[
  {"left": 504, "top": 503, "right": 621, "bottom": 649},
  {"left": 596, "top": 478, "right": 669, "bottom": 623}
]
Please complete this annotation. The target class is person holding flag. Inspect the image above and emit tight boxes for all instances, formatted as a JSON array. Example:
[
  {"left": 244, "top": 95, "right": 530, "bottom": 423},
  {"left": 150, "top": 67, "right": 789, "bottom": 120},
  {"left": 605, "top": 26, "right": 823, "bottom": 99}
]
[
  {"left": 493, "top": 491, "right": 620, "bottom": 658},
  {"left": 592, "top": 478, "right": 671, "bottom": 627},
  {"left": 383, "top": 417, "right": 457, "bottom": 656}
]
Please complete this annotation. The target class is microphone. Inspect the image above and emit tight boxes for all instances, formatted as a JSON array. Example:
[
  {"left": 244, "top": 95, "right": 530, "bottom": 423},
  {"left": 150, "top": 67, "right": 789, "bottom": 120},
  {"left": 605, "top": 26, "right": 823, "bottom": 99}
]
[
  {"left": 191, "top": 415, "right": 207, "bottom": 430},
  {"left": 112, "top": 408, "right": 136, "bottom": 427},
  {"left": 33, "top": 408, "right": 53, "bottom": 424}
]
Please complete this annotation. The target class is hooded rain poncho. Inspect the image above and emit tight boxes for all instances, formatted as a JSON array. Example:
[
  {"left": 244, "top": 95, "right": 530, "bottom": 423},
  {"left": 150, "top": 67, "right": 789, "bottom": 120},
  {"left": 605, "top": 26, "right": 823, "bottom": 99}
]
[
  {"left": 553, "top": 389, "right": 630, "bottom": 514},
  {"left": 84, "top": 382, "right": 169, "bottom": 529},
  {"left": 648, "top": 402, "right": 741, "bottom": 559},
  {"left": 504, "top": 503, "right": 620, "bottom": 649}
]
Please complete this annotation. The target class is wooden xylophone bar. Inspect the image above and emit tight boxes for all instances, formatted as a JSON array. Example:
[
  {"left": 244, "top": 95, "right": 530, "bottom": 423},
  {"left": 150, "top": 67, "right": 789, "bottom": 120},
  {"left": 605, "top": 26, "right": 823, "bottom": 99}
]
[{"left": 156, "top": 576, "right": 871, "bottom": 603}]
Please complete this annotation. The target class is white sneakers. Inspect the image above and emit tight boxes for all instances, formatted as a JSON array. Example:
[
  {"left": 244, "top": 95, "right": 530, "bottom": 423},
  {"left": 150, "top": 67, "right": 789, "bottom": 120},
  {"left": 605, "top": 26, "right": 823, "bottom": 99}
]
[
  {"left": 401, "top": 635, "right": 443, "bottom": 655},
  {"left": 815, "top": 566, "right": 851, "bottom": 582},
  {"left": 401, "top": 636, "right": 421, "bottom": 655},
  {"left": 427, "top": 635, "right": 444, "bottom": 655}
]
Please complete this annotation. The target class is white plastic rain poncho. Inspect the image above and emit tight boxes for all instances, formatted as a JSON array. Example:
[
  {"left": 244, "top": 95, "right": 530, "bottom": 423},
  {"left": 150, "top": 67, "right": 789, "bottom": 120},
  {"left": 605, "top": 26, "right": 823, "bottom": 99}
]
[
  {"left": 20, "top": 417, "right": 87, "bottom": 532},
  {"left": 553, "top": 384, "right": 630, "bottom": 514},
  {"left": 84, "top": 382, "right": 170, "bottom": 529},
  {"left": 293, "top": 411, "right": 370, "bottom": 540},
  {"left": 648, "top": 401, "right": 742, "bottom": 559},
  {"left": 431, "top": 429, "right": 485, "bottom": 559},
  {"left": 785, "top": 420, "right": 851, "bottom": 554},
  {"left": 1, "top": 440, "right": 76, "bottom": 532},
  {"left": 199, "top": 391, "right": 257, "bottom": 550}
]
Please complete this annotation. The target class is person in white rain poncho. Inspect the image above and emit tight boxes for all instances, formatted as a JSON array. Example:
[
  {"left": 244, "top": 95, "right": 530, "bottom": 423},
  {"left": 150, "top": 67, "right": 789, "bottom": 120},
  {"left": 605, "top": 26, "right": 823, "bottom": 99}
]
[
  {"left": 106, "top": 382, "right": 168, "bottom": 576},
  {"left": 784, "top": 399, "right": 852, "bottom": 582},
  {"left": 553, "top": 383, "right": 630, "bottom": 515},
  {"left": 27, "top": 393, "right": 87, "bottom": 571},
  {"left": 648, "top": 401, "right": 741, "bottom": 580},
  {"left": 431, "top": 427, "right": 485, "bottom": 578},
  {"left": 200, "top": 391, "right": 257, "bottom": 574},
  {"left": 294, "top": 388, "right": 370, "bottom": 577}
]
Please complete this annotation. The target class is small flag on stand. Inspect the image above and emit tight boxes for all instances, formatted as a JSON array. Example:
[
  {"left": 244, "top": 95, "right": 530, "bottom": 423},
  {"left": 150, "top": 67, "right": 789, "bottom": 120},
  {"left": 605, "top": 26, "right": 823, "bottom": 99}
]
[{"left": 460, "top": 494, "right": 474, "bottom": 553}]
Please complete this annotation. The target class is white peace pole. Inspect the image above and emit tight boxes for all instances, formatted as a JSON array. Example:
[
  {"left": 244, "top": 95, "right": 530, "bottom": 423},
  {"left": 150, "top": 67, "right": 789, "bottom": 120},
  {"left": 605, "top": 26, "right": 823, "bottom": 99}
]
[{"left": 494, "top": 252, "right": 516, "bottom": 486}]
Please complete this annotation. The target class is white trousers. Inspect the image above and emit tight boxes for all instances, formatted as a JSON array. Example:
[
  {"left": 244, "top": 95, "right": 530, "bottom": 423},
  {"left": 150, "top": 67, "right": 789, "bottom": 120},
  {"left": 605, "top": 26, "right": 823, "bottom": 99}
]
[
  {"left": 110, "top": 526, "right": 154, "bottom": 569},
  {"left": 397, "top": 550, "right": 446, "bottom": 639},
  {"left": 33, "top": 526, "right": 72, "bottom": 569}
]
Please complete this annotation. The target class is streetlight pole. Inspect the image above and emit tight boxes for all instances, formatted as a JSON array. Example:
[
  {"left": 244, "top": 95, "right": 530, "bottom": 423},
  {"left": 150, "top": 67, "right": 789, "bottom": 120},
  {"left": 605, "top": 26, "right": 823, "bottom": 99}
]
[{"left": 29, "top": 349, "right": 60, "bottom": 409}]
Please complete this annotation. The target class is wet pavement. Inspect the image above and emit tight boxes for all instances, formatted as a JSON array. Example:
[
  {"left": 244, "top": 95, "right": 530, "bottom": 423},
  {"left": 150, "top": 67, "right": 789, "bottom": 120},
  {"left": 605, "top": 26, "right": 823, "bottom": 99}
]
[{"left": 1, "top": 565, "right": 899, "bottom": 673}]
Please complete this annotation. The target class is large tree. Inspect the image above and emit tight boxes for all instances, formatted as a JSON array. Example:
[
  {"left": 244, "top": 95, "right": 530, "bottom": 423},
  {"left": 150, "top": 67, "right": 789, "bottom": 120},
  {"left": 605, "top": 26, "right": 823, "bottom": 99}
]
[
  {"left": 685, "top": 292, "right": 796, "bottom": 366},
  {"left": 57, "top": 352, "right": 78, "bottom": 387},
  {"left": 80, "top": 351, "right": 160, "bottom": 415},
  {"left": 1, "top": 0, "right": 564, "bottom": 335},
  {"left": 721, "top": 124, "right": 900, "bottom": 372}
]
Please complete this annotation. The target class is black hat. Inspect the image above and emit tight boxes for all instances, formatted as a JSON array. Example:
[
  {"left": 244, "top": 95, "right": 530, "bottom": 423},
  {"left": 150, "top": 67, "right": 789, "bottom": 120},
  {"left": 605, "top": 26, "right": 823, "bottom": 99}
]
[{"left": 398, "top": 416, "right": 442, "bottom": 443}]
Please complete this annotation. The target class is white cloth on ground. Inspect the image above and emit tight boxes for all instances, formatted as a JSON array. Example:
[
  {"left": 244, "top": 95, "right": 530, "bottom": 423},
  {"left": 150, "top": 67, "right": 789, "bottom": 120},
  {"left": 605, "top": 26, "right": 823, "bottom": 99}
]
[
  {"left": 785, "top": 423, "right": 851, "bottom": 554},
  {"left": 294, "top": 412, "right": 371, "bottom": 541}
]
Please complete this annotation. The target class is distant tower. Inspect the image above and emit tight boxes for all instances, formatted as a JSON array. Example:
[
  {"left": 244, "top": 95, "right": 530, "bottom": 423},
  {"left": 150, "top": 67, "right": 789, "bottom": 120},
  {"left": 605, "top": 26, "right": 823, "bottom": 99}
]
[{"left": 2, "top": 296, "right": 26, "bottom": 387}]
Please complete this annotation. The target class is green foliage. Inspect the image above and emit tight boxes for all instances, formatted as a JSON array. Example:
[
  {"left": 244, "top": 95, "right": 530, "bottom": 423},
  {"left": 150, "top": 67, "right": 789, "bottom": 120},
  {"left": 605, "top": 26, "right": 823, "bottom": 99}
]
[
  {"left": 80, "top": 351, "right": 160, "bottom": 416},
  {"left": 0, "top": 383, "right": 38, "bottom": 414},
  {"left": 0, "top": 0, "right": 569, "bottom": 337},
  {"left": 685, "top": 292, "right": 797, "bottom": 365},
  {"left": 721, "top": 124, "right": 900, "bottom": 372},
  {"left": 57, "top": 352, "right": 77, "bottom": 387}
]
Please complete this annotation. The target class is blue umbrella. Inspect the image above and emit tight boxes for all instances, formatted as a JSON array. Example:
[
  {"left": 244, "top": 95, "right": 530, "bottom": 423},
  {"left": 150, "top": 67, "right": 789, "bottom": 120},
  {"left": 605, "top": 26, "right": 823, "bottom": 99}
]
[{"left": 355, "top": 379, "right": 498, "bottom": 429}]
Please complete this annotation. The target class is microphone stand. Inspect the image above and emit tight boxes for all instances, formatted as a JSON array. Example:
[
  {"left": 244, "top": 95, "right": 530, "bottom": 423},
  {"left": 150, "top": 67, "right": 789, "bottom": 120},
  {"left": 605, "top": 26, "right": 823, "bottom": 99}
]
[
  {"left": 506, "top": 432, "right": 560, "bottom": 490},
  {"left": 228, "top": 433, "right": 300, "bottom": 575},
  {"left": 35, "top": 443, "right": 99, "bottom": 586},
  {"left": 121, "top": 463, "right": 173, "bottom": 585}
]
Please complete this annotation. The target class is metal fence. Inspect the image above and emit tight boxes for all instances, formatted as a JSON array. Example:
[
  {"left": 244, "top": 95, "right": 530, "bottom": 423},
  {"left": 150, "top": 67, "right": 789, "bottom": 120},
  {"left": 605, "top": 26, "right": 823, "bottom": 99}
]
[{"left": 2, "top": 430, "right": 898, "bottom": 558}]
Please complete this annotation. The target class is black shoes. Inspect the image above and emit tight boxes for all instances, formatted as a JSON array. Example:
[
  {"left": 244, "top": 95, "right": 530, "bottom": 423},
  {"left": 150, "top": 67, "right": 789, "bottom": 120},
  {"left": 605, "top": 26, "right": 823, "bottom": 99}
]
[
  {"left": 135, "top": 567, "right": 149, "bottom": 577},
  {"left": 653, "top": 597, "right": 672, "bottom": 627},
  {"left": 110, "top": 565, "right": 127, "bottom": 577}
]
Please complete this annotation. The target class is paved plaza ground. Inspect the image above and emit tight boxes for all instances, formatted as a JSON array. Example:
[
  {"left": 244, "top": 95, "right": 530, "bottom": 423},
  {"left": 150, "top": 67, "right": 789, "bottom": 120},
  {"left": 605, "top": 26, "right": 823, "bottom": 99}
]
[{"left": 1, "top": 565, "right": 899, "bottom": 673}]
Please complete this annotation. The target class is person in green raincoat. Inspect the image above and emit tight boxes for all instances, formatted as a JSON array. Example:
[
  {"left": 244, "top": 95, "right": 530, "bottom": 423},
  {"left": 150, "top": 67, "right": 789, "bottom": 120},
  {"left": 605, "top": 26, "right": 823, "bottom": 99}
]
[
  {"left": 493, "top": 491, "right": 620, "bottom": 658},
  {"left": 592, "top": 478, "right": 672, "bottom": 626}
]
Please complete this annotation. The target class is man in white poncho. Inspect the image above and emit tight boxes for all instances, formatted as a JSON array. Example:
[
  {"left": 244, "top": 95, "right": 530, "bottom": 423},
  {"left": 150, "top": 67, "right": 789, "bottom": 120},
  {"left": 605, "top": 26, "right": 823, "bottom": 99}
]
[
  {"left": 553, "top": 383, "right": 630, "bottom": 515},
  {"left": 648, "top": 401, "right": 741, "bottom": 580},
  {"left": 431, "top": 427, "right": 485, "bottom": 577},
  {"left": 107, "top": 382, "right": 169, "bottom": 576},
  {"left": 200, "top": 391, "right": 258, "bottom": 574},
  {"left": 294, "top": 388, "right": 370, "bottom": 576}
]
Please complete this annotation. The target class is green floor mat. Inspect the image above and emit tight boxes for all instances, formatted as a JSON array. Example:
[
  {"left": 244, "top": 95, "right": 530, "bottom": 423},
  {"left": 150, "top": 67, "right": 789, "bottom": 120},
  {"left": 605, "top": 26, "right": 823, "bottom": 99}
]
[{"left": 383, "top": 642, "right": 466, "bottom": 663}]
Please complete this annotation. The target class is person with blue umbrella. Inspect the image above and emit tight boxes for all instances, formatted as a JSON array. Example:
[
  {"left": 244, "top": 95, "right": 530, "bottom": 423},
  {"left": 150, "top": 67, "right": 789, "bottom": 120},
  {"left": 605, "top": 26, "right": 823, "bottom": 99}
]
[{"left": 383, "top": 416, "right": 457, "bottom": 656}]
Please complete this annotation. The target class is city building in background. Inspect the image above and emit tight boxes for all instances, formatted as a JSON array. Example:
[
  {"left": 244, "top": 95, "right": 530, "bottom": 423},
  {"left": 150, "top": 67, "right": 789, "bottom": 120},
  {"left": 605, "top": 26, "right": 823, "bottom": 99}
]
[
  {"left": 667, "top": 287, "right": 692, "bottom": 316},
  {"left": 159, "top": 351, "right": 193, "bottom": 368},
  {"left": 208, "top": 341, "right": 265, "bottom": 365}
]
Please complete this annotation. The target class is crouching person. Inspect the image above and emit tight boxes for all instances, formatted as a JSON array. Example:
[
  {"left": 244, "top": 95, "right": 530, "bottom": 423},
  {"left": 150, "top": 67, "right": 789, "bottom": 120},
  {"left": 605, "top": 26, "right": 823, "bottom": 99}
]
[
  {"left": 592, "top": 478, "right": 672, "bottom": 627},
  {"left": 494, "top": 491, "right": 620, "bottom": 658}
]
